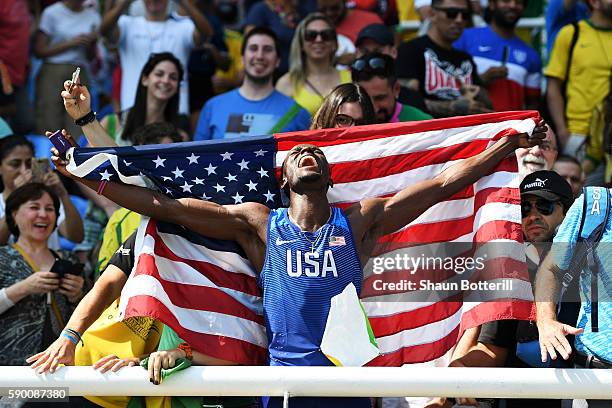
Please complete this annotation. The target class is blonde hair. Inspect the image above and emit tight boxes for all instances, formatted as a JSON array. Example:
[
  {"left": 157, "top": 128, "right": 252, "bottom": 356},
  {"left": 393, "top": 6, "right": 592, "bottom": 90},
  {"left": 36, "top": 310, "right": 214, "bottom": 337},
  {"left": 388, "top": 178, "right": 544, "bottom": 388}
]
[{"left": 288, "top": 13, "right": 338, "bottom": 90}]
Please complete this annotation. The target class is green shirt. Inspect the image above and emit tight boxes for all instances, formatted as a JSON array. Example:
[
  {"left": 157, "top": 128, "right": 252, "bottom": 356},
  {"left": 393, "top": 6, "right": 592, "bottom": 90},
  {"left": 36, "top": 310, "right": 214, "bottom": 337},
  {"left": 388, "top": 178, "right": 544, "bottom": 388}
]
[{"left": 394, "top": 102, "right": 433, "bottom": 122}]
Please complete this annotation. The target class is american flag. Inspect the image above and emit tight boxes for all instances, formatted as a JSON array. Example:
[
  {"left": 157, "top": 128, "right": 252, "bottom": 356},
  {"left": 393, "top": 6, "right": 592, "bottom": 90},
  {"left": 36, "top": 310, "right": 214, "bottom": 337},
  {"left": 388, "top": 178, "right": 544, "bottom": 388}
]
[{"left": 67, "top": 111, "right": 537, "bottom": 368}]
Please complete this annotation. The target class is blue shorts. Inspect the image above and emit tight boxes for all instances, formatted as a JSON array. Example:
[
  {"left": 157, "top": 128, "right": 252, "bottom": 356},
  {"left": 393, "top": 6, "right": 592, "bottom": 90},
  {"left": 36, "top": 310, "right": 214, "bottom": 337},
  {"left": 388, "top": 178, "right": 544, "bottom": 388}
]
[{"left": 263, "top": 397, "right": 371, "bottom": 408}]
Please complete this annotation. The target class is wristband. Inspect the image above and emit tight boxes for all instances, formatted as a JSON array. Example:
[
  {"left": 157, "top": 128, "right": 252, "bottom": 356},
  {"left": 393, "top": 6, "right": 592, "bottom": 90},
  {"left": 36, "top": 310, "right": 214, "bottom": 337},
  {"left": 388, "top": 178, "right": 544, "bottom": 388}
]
[
  {"left": 97, "top": 180, "right": 108, "bottom": 195},
  {"left": 75, "top": 110, "right": 96, "bottom": 127},
  {"left": 64, "top": 328, "right": 84, "bottom": 346},
  {"left": 177, "top": 342, "right": 193, "bottom": 361},
  {"left": 62, "top": 332, "right": 79, "bottom": 345}
]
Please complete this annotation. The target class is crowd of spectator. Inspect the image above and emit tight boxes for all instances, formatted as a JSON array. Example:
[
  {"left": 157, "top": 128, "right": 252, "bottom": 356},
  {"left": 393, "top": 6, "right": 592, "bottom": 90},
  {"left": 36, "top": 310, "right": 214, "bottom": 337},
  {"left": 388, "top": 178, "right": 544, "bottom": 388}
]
[{"left": 0, "top": 0, "right": 611, "bottom": 407}]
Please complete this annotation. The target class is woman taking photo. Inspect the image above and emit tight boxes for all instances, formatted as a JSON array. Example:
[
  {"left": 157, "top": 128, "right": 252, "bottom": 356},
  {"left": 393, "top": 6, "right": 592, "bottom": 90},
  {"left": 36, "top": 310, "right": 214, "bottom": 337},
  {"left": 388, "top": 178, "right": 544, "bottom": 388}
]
[
  {"left": 310, "top": 83, "right": 375, "bottom": 129},
  {"left": 0, "top": 183, "right": 85, "bottom": 365},
  {"left": 0, "top": 136, "right": 83, "bottom": 248},
  {"left": 62, "top": 52, "right": 184, "bottom": 147},
  {"left": 276, "top": 13, "right": 351, "bottom": 116}
]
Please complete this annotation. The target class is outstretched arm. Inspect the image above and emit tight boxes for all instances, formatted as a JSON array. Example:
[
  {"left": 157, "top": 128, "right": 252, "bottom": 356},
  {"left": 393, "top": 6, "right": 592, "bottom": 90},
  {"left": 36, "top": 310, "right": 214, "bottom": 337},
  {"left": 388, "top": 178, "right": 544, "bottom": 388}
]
[
  {"left": 350, "top": 125, "right": 546, "bottom": 242},
  {"left": 52, "top": 150, "right": 268, "bottom": 243}
]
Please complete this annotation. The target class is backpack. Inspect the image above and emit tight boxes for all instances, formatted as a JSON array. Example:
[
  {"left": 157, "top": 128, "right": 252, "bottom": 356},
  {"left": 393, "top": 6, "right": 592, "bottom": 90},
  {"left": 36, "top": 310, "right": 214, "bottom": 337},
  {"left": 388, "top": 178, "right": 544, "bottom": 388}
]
[{"left": 515, "top": 186, "right": 610, "bottom": 367}]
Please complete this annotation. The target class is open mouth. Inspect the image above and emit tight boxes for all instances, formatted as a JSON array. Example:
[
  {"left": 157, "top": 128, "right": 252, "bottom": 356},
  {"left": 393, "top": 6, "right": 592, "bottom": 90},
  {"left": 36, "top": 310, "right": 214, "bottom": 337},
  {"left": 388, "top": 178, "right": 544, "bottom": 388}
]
[
  {"left": 298, "top": 155, "right": 318, "bottom": 168},
  {"left": 34, "top": 223, "right": 49, "bottom": 230}
]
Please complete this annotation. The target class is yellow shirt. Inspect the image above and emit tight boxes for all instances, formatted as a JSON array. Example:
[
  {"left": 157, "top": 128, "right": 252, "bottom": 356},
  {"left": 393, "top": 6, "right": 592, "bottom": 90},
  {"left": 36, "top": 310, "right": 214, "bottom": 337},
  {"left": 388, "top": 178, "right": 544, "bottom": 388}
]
[
  {"left": 397, "top": 0, "right": 420, "bottom": 42},
  {"left": 294, "top": 70, "right": 352, "bottom": 116},
  {"left": 97, "top": 208, "right": 142, "bottom": 274},
  {"left": 213, "top": 29, "right": 244, "bottom": 94},
  {"left": 545, "top": 20, "right": 612, "bottom": 135},
  {"left": 586, "top": 103, "right": 612, "bottom": 183}
]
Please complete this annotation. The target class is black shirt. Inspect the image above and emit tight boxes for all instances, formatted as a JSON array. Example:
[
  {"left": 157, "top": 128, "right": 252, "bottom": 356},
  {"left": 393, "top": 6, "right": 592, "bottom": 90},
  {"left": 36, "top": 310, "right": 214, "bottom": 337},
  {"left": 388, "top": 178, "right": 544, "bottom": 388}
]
[
  {"left": 107, "top": 232, "right": 136, "bottom": 276},
  {"left": 396, "top": 35, "right": 481, "bottom": 101}
]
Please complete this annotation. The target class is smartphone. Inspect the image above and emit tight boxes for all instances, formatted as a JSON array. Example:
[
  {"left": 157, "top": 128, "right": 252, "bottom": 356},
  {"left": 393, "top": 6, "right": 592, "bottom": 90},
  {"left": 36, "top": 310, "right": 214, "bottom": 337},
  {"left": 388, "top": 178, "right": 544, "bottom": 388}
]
[
  {"left": 31, "top": 158, "right": 50, "bottom": 182},
  {"left": 68, "top": 67, "right": 81, "bottom": 92},
  {"left": 501, "top": 46, "right": 509, "bottom": 66},
  {"left": 48, "top": 130, "right": 72, "bottom": 159},
  {"left": 51, "top": 259, "right": 85, "bottom": 278}
]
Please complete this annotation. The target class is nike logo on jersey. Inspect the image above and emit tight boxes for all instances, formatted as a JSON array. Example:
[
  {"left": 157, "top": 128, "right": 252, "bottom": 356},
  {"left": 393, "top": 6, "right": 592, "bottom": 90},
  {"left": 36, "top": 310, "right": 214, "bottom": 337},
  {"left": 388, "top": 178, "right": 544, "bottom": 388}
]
[
  {"left": 286, "top": 249, "right": 338, "bottom": 277},
  {"left": 478, "top": 46, "right": 492, "bottom": 52},
  {"left": 276, "top": 238, "right": 299, "bottom": 245}
]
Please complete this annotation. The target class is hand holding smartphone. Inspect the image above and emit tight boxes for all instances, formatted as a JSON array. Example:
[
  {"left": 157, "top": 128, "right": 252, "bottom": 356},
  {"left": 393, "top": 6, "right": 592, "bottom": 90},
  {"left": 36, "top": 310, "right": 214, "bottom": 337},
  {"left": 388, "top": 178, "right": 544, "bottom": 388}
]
[{"left": 48, "top": 130, "right": 73, "bottom": 159}]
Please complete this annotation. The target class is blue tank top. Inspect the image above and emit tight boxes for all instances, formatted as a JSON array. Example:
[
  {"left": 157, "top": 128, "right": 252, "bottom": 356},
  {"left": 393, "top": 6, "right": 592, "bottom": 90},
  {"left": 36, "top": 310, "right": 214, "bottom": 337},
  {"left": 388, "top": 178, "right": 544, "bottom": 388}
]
[{"left": 259, "top": 206, "right": 363, "bottom": 366}]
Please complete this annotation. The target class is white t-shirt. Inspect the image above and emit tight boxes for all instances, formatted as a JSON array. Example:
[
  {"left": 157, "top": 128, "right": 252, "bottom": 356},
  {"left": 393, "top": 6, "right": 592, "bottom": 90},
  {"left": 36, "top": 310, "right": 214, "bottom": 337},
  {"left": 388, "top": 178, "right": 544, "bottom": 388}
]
[
  {"left": 38, "top": 2, "right": 101, "bottom": 66},
  {"left": 0, "top": 194, "right": 67, "bottom": 251},
  {"left": 117, "top": 14, "right": 195, "bottom": 115}
]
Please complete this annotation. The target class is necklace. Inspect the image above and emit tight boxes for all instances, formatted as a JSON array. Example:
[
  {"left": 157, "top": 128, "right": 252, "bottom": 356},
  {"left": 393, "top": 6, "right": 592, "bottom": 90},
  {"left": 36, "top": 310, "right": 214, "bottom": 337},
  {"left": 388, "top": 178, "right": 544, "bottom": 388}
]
[{"left": 288, "top": 208, "right": 333, "bottom": 253}]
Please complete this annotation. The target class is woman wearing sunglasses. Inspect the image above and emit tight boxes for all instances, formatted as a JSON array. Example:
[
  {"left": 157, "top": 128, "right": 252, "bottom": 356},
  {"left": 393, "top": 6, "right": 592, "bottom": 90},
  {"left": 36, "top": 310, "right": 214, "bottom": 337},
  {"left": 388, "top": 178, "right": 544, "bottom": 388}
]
[
  {"left": 276, "top": 13, "right": 352, "bottom": 116},
  {"left": 310, "top": 83, "right": 375, "bottom": 129}
]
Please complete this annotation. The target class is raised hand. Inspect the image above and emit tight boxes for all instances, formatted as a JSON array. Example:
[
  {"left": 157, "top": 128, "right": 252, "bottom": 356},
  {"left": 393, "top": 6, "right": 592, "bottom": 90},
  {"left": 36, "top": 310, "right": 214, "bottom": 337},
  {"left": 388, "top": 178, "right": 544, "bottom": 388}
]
[{"left": 61, "top": 80, "right": 92, "bottom": 121}]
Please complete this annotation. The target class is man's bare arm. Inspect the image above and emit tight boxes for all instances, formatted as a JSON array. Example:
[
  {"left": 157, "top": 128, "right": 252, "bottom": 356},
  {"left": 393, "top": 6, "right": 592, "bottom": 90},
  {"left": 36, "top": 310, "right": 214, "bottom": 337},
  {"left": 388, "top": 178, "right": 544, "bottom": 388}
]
[
  {"left": 356, "top": 134, "right": 538, "bottom": 239},
  {"left": 53, "top": 156, "right": 268, "bottom": 242},
  {"left": 535, "top": 252, "right": 582, "bottom": 362}
]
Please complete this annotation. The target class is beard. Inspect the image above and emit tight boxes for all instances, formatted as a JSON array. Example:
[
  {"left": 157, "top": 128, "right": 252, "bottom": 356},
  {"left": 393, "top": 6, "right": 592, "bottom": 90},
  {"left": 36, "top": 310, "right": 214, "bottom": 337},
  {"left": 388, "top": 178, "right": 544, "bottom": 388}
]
[
  {"left": 602, "top": 3, "right": 612, "bottom": 18},
  {"left": 491, "top": 9, "right": 520, "bottom": 29},
  {"left": 245, "top": 70, "right": 273, "bottom": 86}
]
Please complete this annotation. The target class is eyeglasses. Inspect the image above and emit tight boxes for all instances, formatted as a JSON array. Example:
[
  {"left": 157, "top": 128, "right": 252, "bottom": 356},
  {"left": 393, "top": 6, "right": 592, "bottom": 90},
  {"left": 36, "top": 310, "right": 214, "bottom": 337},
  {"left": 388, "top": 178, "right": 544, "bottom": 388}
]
[
  {"left": 433, "top": 6, "right": 471, "bottom": 20},
  {"left": 304, "top": 29, "right": 336, "bottom": 42},
  {"left": 334, "top": 114, "right": 366, "bottom": 128},
  {"left": 521, "top": 199, "right": 558, "bottom": 218},
  {"left": 351, "top": 56, "right": 388, "bottom": 73}
]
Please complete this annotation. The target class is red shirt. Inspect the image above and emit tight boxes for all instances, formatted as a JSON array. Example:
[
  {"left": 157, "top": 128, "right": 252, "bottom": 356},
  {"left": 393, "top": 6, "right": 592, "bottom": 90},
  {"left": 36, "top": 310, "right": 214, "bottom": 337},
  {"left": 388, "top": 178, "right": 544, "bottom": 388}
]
[
  {"left": 336, "top": 9, "right": 383, "bottom": 44},
  {"left": 0, "top": 0, "right": 32, "bottom": 86}
]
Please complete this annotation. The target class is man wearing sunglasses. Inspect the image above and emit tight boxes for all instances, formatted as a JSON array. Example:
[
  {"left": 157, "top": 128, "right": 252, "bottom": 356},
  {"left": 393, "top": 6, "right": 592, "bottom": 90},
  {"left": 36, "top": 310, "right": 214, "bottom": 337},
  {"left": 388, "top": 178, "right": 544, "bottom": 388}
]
[
  {"left": 445, "top": 171, "right": 574, "bottom": 408},
  {"left": 396, "top": 0, "right": 494, "bottom": 118},
  {"left": 351, "top": 52, "right": 432, "bottom": 124}
]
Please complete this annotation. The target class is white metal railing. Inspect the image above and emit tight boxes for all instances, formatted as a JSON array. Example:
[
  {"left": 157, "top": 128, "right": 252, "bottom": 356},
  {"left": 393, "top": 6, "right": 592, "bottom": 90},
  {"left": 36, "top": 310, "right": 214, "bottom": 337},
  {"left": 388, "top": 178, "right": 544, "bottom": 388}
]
[{"left": 1, "top": 366, "right": 612, "bottom": 399}]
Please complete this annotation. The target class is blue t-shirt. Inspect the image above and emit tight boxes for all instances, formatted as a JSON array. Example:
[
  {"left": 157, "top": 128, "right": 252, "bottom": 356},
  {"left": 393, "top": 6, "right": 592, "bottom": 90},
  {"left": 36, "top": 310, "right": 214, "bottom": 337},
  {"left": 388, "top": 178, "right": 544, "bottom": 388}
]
[
  {"left": 193, "top": 89, "right": 311, "bottom": 140},
  {"left": 454, "top": 26, "right": 541, "bottom": 111},
  {"left": 259, "top": 207, "right": 363, "bottom": 367},
  {"left": 552, "top": 190, "right": 612, "bottom": 361},
  {"left": 545, "top": 0, "right": 589, "bottom": 55}
]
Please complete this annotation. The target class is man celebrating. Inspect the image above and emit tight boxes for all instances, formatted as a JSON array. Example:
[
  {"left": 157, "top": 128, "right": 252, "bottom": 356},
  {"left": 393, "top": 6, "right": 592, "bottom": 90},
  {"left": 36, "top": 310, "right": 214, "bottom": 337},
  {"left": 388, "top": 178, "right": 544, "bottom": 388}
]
[
  {"left": 352, "top": 52, "right": 432, "bottom": 123},
  {"left": 52, "top": 123, "right": 545, "bottom": 407},
  {"left": 194, "top": 27, "right": 310, "bottom": 140}
]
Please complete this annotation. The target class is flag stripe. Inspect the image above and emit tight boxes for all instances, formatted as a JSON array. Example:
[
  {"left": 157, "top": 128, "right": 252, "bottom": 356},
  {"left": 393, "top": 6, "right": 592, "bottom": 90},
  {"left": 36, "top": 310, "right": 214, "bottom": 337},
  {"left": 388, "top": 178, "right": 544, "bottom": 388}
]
[{"left": 124, "top": 295, "right": 268, "bottom": 365}]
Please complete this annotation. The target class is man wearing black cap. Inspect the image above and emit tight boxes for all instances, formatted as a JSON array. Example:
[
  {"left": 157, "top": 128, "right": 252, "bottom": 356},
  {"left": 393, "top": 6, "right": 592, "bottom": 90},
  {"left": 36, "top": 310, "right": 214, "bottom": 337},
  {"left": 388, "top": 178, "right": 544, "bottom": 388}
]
[
  {"left": 521, "top": 170, "right": 574, "bottom": 252},
  {"left": 446, "top": 170, "right": 574, "bottom": 408},
  {"left": 355, "top": 23, "right": 397, "bottom": 58},
  {"left": 355, "top": 25, "right": 430, "bottom": 116}
]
